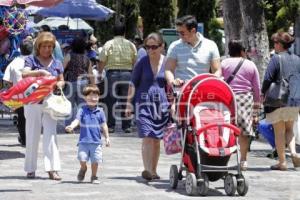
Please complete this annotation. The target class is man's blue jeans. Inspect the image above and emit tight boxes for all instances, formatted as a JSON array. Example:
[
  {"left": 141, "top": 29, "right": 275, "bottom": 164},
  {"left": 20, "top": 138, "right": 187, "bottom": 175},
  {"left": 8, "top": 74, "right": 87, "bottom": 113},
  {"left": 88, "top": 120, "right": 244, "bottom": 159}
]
[{"left": 104, "top": 70, "right": 132, "bottom": 130}]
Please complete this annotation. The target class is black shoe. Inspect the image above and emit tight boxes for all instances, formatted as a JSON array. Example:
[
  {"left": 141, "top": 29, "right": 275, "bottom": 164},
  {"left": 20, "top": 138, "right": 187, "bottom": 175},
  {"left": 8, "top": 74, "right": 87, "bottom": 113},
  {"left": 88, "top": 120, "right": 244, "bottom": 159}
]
[
  {"left": 267, "top": 150, "right": 278, "bottom": 159},
  {"left": 123, "top": 128, "right": 131, "bottom": 133}
]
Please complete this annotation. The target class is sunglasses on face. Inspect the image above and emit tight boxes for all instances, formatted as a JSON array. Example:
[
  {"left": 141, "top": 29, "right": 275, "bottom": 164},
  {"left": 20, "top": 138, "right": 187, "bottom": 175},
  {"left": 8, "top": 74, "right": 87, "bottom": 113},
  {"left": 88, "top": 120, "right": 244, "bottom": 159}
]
[{"left": 145, "top": 44, "right": 161, "bottom": 50}]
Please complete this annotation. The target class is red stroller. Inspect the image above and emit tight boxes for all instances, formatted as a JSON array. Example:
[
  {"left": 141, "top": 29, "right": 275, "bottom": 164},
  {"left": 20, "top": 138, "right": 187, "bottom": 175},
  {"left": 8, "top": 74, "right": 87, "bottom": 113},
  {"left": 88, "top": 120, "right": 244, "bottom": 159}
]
[{"left": 168, "top": 74, "right": 248, "bottom": 196}]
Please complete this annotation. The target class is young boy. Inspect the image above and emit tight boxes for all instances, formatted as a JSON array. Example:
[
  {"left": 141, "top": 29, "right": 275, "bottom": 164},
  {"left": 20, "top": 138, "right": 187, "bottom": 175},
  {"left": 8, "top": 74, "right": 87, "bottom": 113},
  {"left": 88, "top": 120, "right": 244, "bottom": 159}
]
[{"left": 65, "top": 84, "right": 110, "bottom": 184}]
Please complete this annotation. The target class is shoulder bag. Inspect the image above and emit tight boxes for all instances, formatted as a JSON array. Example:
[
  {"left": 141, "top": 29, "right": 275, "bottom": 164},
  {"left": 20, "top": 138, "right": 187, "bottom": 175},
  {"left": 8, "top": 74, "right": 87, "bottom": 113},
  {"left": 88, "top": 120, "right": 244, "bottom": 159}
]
[
  {"left": 264, "top": 55, "right": 289, "bottom": 107},
  {"left": 43, "top": 88, "right": 72, "bottom": 120},
  {"left": 163, "top": 123, "right": 182, "bottom": 155},
  {"left": 225, "top": 58, "right": 245, "bottom": 84}
]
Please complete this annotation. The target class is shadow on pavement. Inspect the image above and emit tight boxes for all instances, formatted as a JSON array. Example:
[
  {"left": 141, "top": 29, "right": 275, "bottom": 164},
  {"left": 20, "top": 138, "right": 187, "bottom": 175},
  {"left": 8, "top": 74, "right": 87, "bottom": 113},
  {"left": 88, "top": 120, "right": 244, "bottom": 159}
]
[
  {"left": 0, "top": 144, "right": 24, "bottom": 147},
  {"left": 0, "top": 189, "right": 31, "bottom": 192},
  {"left": 60, "top": 180, "right": 91, "bottom": 184},
  {"left": 0, "top": 176, "right": 48, "bottom": 180},
  {"left": 0, "top": 150, "right": 24, "bottom": 160},
  {"left": 108, "top": 176, "right": 226, "bottom": 196}
]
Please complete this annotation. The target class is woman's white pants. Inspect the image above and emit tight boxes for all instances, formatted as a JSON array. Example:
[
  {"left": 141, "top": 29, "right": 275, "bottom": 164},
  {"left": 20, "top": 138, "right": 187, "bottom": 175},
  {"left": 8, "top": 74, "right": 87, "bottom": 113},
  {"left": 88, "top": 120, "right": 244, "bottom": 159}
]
[{"left": 24, "top": 104, "right": 61, "bottom": 172}]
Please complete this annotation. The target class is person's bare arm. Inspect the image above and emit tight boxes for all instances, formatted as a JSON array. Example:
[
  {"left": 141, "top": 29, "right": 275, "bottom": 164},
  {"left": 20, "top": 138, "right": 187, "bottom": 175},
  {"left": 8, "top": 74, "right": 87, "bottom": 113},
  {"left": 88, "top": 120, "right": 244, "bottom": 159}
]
[
  {"left": 165, "top": 57, "right": 183, "bottom": 86},
  {"left": 22, "top": 68, "right": 51, "bottom": 78},
  {"left": 63, "top": 53, "right": 70, "bottom": 70},
  {"left": 65, "top": 119, "right": 80, "bottom": 133},
  {"left": 125, "top": 84, "right": 135, "bottom": 117},
  {"left": 87, "top": 61, "right": 95, "bottom": 85},
  {"left": 210, "top": 58, "right": 221, "bottom": 77},
  {"left": 98, "top": 61, "right": 106, "bottom": 77},
  {"left": 101, "top": 123, "right": 110, "bottom": 147},
  {"left": 56, "top": 74, "right": 65, "bottom": 89}
]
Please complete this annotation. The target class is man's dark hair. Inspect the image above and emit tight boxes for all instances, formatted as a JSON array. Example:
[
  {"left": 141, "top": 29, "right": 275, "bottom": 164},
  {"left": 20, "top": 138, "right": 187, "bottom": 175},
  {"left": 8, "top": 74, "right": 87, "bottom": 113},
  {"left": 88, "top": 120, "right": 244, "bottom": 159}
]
[
  {"left": 40, "top": 25, "right": 51, "bottom": 32},
  {"left": 228, "top": 40, "right": 245, "bottom": 57},
  {"left": 20, "top": 40, "right": 33, "bottom": 56},
  {"left": 113, "top": 24, "right": 126, "bottom": 36},
  {"left": 175, "top": 15, "right": 198, "bottom": 31}
]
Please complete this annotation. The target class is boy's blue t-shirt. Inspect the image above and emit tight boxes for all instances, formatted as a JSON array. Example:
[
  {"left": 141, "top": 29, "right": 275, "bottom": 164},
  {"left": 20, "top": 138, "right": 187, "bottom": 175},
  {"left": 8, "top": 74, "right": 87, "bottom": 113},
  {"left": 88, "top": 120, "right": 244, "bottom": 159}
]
[{"left": 76, "top": 105, "right": 106, "bottom": 145}]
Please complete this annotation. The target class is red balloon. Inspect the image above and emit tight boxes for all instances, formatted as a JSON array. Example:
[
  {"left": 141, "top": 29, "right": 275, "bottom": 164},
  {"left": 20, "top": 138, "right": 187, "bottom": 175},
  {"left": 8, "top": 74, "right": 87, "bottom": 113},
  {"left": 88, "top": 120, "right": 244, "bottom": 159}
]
[{"left": 0, "top": 76, "right": 57, "bottom": 109}]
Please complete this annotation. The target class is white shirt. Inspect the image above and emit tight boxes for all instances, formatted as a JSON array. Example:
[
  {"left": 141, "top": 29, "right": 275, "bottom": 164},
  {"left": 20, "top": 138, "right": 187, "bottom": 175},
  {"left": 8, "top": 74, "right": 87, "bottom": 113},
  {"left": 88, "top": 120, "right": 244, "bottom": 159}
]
[{"left": 3, "top": 56, "right": 25, "bottom": 85}]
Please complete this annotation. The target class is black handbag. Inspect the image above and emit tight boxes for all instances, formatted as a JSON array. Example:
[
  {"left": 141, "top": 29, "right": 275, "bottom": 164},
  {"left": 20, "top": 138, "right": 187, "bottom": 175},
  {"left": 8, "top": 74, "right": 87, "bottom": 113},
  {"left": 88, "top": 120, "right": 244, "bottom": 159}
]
[{"left": 264, "top": 55, "right": 289, "bottom": 107}]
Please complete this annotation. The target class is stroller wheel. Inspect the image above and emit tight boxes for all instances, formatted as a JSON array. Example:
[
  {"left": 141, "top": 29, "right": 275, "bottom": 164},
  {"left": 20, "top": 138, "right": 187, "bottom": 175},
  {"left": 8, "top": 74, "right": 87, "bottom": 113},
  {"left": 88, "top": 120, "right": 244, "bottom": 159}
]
[
  {"left": 197, "top": 173, "right": 209, "bottom": 196},
  {"left": 224, "top": 174, "right": 237, "bottom": 196},
  {"left": 185, "top": 173, "right": 198, "bottom": 196},
  {"left": 169, "top": 165, "right": 179, "bottom": 189},
  {"left": 236, "top": 174, "right": 249, "bottom": 196}
]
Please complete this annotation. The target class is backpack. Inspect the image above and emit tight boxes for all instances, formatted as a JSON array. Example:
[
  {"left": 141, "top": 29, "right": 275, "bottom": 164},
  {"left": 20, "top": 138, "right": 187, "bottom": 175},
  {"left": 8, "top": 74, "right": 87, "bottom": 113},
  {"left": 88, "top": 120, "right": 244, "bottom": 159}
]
[{"left": 287, "top": 54, "right": 300, "bottom": 100}]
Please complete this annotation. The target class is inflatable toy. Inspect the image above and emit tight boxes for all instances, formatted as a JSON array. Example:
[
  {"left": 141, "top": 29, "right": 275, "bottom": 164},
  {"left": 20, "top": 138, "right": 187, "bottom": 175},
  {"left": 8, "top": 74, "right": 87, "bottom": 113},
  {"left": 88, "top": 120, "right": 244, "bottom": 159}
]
[{"left": 0, "top": 76, "right": 57, "bottom": 109}]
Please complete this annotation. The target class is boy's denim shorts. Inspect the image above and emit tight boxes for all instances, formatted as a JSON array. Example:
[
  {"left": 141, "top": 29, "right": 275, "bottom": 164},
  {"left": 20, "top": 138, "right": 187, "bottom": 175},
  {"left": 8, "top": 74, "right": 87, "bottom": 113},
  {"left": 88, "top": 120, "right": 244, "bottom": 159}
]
[{"left": 77, "top": 143, "right": 103, "bottom": 163}]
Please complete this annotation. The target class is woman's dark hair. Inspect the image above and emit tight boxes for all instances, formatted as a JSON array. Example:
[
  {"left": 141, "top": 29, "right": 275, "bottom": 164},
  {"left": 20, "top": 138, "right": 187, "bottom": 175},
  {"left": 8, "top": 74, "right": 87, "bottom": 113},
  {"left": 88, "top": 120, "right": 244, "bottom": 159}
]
[
  {"left": 271, "top": 31, "right": 294, "bottom": 49},
  {"left": 228, "top": 40, "right": 245, "bottom": 57},
  {"left": 175, "top": 15, "right": 198, "bottom": 31},
  {"left": 71, "top": 37, "right": 87, "bottom": 54}
]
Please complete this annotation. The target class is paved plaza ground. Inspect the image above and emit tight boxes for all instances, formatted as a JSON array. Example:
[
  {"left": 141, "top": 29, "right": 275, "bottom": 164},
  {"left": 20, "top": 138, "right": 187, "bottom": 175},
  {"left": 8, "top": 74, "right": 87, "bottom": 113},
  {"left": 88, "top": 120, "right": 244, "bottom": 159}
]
[{"left": 0, "top": 119, "right": 300, "bottom": 200}]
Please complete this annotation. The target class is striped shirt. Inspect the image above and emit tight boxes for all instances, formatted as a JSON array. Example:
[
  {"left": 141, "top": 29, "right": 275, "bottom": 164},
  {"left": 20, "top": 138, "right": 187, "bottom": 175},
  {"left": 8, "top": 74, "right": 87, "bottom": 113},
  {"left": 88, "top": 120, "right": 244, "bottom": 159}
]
[
  {"left": 166, "top": 33, "right": 220, "bottom": 80},
  {"left": 100, "top": 36, "right": 137, "bottom": 71}
]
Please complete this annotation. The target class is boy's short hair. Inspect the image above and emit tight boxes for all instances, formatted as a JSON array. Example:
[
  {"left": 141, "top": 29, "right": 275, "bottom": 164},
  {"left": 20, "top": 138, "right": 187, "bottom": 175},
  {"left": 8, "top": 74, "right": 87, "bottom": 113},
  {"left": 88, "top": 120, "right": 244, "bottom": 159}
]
[{"left": 83, "top": 84, "right": 100, "bottom": 96}]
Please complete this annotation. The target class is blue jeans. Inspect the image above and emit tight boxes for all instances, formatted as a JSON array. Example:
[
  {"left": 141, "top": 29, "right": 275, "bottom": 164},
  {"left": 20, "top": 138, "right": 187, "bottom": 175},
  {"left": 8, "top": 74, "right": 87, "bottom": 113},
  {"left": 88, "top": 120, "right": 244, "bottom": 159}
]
[{"left": 104, "top": 70, "right": 131, "bottom": 130}]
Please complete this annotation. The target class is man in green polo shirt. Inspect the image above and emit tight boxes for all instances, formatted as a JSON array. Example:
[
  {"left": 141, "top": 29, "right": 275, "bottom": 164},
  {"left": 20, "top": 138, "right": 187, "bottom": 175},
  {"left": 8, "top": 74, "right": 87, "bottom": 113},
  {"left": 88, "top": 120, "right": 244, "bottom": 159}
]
[{"left": 98, "top": 24, "right": 137, "bottom": 133}]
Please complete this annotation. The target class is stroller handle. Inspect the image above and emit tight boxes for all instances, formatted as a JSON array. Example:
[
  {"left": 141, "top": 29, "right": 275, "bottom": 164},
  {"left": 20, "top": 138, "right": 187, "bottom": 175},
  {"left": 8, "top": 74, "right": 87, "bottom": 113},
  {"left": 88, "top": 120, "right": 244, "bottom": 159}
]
[{"left": 196, "top": 123, "right": 241, "bottom": 136}]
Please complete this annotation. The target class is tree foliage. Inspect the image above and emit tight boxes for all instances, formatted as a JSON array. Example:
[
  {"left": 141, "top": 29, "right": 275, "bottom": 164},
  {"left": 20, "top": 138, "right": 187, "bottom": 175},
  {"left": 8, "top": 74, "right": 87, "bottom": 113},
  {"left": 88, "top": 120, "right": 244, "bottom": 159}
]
[
  {"left": 177, "top": 0, "right": 216, "bottom": 37},
  {"left": 139, "top": 0, "right": 174, "bottom": 37},
  {"left": 92, "top": 0, "right": 139, "bottom": 43},
  {"left": 263, "top": 0, "right": 300, "bottom": 42}
]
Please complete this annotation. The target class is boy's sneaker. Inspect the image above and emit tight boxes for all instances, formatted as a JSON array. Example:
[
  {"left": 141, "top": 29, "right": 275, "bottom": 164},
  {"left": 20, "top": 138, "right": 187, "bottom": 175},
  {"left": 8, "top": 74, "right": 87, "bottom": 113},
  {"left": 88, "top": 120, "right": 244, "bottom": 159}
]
[
  {"left": 91, "top": 176, "right": 100, "bottom": 184},
  {"left": 77, "top": 169, "right": 86, "bottom": 182}
]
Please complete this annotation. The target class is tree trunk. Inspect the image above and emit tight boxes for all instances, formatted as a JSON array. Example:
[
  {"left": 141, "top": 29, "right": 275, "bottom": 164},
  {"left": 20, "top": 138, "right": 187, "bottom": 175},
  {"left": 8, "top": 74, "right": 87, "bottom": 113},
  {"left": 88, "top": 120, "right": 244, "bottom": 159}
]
[
  {"left": 222, "top": 0, "right": 244, "bottom": 54},
  {"left": 239, "top": 0, "right": 269, "bottom": 82}
]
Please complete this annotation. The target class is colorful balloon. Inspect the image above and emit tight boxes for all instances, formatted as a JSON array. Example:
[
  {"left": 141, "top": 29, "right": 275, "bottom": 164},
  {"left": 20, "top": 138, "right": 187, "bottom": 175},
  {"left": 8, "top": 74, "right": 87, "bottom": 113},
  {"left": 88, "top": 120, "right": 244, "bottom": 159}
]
[{"left": 0, "top": 76, "right": 57, "bottom": 109}]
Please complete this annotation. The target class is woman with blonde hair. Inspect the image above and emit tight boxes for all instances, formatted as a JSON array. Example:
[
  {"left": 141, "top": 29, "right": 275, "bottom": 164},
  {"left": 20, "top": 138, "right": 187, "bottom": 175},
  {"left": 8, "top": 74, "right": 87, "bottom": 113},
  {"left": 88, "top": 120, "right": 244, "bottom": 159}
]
[{"left": 22, "top": 32, "right": 65, "bottom": 180}]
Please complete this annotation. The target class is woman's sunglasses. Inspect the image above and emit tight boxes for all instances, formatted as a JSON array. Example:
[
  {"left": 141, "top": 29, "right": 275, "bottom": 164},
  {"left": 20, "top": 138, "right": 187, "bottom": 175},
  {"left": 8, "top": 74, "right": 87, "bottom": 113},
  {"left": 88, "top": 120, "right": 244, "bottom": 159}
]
[{"left": 145, "top": 44, "right": 161, "bottom": 50}]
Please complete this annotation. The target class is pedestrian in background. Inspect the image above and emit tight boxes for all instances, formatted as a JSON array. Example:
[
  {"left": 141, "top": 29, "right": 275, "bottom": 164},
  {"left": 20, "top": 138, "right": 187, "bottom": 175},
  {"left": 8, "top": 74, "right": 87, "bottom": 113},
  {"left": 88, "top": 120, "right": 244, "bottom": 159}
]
[
  {"left": 262, "top": 31, "right": 300, "bottom": 171},
  {"left": 65, "top": 85, "right": 110, "bottom": 184},
  {"left": 22, "top": 32, "right": 64, "bottom": 180},
  {"left": 63, "top": 37, "right": 94, "bottom": 126},
  {"left": 125, "top": 32, "right": 169, "bottom": 180},
  {"left": 133, "top": 36, "right": 147, "bottom": 62},
  {"left": 37, "top": 25, "right": 64, "bottom": 63},
  {"left": 98, "top": 24, "right": 137, "bottom": 134},
  {"left": 221, "top": 40, "right": 261, "bottom": 171},
  {"left": 3, "top": 39, "right": 33, "bottom": 146}
]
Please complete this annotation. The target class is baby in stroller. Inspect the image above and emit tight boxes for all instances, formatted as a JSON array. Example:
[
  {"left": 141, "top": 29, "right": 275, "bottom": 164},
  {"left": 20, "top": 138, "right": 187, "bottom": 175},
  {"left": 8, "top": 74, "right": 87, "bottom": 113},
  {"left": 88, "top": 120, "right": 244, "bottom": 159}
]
[{"left": 168, "top": 74, "right": 248, "bottom": 196}]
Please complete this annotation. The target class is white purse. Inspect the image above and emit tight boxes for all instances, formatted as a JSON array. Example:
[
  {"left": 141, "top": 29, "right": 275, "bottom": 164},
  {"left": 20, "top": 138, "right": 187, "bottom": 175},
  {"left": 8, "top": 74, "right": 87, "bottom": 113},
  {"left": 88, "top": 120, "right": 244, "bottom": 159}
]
[{"left": 43, "top": 88, "right": 72, "bottom": 120}]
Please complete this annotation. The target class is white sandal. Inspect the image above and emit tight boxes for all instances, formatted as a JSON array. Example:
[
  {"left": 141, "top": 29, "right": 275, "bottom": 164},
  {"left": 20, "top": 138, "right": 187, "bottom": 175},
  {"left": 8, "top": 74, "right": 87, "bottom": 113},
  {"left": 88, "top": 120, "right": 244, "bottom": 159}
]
[{"left": 240, "top": 161, "right": 248, "bottom": 171}]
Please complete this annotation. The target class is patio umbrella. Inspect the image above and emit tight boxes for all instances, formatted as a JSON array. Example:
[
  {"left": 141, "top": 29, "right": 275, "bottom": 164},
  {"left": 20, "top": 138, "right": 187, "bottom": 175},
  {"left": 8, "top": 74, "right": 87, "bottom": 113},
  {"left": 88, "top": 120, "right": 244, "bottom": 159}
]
[
  {"left": 0, "top": 0, "right": 63, "bottom": 7},
  {"left": 34, "top": 17, "right": 94, "bottom": 31},
  {"left": 25, "top": 0, "right": 114, "bottom": 21}
]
